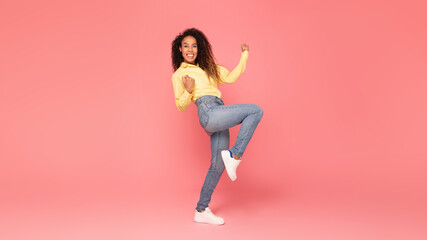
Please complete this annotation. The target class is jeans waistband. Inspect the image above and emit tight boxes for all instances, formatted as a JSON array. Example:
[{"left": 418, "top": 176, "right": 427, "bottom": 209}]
[{"left": 195, "top": 95, "right": 223, "bottom": 107}]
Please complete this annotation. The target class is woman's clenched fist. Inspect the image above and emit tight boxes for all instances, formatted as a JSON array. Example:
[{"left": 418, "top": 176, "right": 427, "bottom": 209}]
[{"left": 182, "top": 75, "right": 195, "bottom": 94}]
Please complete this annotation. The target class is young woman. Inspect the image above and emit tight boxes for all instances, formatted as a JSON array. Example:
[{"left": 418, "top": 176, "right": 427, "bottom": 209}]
[{"left": 171, "top": 28, "right": 263, "bottom": 225}]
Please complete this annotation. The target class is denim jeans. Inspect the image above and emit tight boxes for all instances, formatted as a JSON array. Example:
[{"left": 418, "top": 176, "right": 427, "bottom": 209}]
[{"left": 195, "top": 95, "right": 263, "bottom": 211}]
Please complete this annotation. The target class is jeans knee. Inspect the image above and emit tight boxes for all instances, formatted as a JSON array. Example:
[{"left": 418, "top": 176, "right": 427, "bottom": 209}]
[
  {"left": 211, "top": 158, "right": 225, "bottom": 173},
  {"left": 212, "top": 164, "right": 225, "bottom": 174},
  {"left": 218, "top": 164, "right": 225, "bottom": 173},
  {"left": 254, "top": 104, "right": 263, "bottom": 118}
]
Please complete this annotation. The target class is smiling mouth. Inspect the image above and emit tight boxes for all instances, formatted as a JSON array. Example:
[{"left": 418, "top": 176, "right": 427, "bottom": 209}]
[{"left": 186, "top": 54, "right": 194, "bottom": 58}]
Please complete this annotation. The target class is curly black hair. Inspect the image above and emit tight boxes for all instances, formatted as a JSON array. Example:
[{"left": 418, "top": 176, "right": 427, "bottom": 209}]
[{"left": 171, "top": 28, "right": 221, "bottom": 83}]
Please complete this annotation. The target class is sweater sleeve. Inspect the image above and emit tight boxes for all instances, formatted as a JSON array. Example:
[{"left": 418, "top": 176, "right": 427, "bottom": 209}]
[
  {"left": 172, "top": 74, "right": 192, "bottom": 112},
  {"left": 218, "top": 50, "right": 249, "bottom": 84}
]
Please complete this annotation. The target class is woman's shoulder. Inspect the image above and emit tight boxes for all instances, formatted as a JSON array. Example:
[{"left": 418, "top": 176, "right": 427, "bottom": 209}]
[
  {"left": 215, "top": 64, "right": 226, "bottom": 70},
  {"left": 216, "top": 64, "right": 229, "bottom": 73},
  {"left": 172, "top": 67, "right": 184, "bottom": 76},
  {"left": 172, "top": 63, "right": 199, "bottom": 75}
]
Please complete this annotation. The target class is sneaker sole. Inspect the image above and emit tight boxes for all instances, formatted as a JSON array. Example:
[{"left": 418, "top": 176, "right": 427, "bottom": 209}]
[{"left": 194, "top": 217, "right": 225, "bottom": 225}]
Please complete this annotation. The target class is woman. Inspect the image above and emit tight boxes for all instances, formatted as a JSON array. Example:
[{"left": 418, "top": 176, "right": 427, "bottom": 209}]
[{"left": 171, "top": 28, "right": 263, "bottom": 225}]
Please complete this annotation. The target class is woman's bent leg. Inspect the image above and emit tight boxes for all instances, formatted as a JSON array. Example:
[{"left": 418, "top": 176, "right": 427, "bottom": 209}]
[
  {"left": 196, "top": 129, "right": 229, "bottom": 211},
  {"left": 205, "top": 104, "right": 263, "bottom": 158}
]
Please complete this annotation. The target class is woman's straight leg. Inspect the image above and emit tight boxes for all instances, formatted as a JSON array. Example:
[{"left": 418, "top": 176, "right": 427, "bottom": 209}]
[
  {"left": 204, "top": 104, "right": 263, "bottom": 157},
  {"left": 196, "top": 129, "right": 229, "bottom": 211}
]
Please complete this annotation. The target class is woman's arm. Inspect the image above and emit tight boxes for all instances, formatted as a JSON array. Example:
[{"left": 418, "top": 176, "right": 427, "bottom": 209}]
[
  {"left": 171, "top": 74, "right": 192, "bottom": 112},
  {"left": 218, "top": 44, "right": 249, "bottom": 84}
]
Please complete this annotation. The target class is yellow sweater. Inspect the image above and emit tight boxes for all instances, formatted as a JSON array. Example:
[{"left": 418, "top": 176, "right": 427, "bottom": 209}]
[{"left": 171, "top": 50, "right": 249, "bottom": 112}]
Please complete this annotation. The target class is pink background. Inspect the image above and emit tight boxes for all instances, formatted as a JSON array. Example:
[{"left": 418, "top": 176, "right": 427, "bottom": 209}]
[{"left": 1, "top": 0, "right": 426, "bottom": 239}]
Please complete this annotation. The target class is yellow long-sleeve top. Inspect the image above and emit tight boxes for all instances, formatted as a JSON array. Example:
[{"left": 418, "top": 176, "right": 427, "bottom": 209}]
[{"left": 171, "top": 50, "right": 249, "bottom": 112}]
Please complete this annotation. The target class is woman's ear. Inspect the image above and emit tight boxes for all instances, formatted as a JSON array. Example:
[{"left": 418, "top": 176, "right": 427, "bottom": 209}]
[{"left": 179, "top": 47, "right": 182, "bottom": 52}]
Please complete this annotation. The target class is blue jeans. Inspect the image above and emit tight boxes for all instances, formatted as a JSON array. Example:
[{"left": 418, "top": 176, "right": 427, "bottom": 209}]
[{"left": 195, "top": 95, "right": 263, "bottom": 211}]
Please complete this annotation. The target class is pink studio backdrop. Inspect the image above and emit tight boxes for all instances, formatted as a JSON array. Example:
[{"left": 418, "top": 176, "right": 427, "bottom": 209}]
[{"left": 1, "top": 0, "right": 426, "bottom": 239}]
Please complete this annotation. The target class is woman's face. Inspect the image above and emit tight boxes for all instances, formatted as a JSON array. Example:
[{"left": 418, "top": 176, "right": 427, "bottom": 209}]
[{"left": 179, "top": 36, "right": 198, "bottom": 65}]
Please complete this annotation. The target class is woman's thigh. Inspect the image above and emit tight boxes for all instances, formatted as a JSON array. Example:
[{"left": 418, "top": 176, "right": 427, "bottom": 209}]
[{"left": 204, "top": 104, "right": 260, "bottom": 133}]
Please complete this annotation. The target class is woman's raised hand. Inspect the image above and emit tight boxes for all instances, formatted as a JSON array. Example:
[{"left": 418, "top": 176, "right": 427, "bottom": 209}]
[
  {"left": 182, "top": 75, "right": 195, "bottom": 94},
  {"left": 241, "top": 43, "right": 249, "bottom": 52}
]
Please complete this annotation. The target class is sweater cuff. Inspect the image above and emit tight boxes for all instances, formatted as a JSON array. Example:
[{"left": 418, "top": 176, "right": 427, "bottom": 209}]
[{"left": 183, "top": 89, "right": 192, "bottom": 99}]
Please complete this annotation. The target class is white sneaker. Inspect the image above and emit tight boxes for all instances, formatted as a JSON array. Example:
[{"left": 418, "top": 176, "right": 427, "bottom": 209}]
[
  {"left": 221, "top": 150, "right": 241, "bottom": 181},
  {"left": 194, "top": 207, "right": 225, "bottom": 225}
]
